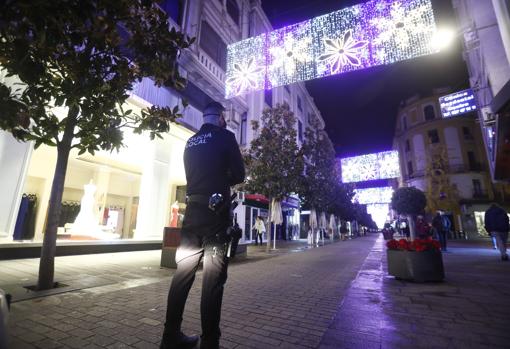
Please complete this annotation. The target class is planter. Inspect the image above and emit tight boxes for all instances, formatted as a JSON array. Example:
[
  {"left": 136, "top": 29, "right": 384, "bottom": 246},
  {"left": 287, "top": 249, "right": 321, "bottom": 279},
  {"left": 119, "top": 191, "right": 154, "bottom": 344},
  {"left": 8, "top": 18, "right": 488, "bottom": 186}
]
[{"left": 387, "top": 249, "right": 444, "bottom": 282}]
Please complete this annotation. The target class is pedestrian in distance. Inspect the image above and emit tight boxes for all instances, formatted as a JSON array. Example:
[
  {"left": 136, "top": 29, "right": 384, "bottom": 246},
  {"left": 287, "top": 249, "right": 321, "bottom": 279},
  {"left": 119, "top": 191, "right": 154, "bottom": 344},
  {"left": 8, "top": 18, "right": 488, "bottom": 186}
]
[
  {"left": 160, "top": 101, "right": 245, "bottom": 349},
  {"left": 252, "top": 216, "right": 265, "bottom": 246},
  {"left": 484, "top": 203, "right": 509, "bottom": 261},
  {"left": 432, "top": 211, "right": 450, "bottom": 252},
  {"left": 340, "top": 223, "right": 348, "bottom": 241},
  {"left": 416, "top": 215, "right": 431, "bottom": 239}
]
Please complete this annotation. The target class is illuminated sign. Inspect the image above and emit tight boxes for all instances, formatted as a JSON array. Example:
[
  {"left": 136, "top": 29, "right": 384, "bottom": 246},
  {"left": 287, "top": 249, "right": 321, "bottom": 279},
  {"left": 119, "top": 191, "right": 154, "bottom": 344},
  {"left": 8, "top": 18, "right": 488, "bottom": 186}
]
[
  {"left": 226, "top": 0, "right": 438, "bottom": 98},
  {"left": 439, "top": 89, "right": 477, "bottom": 118},
  {"left": 341, "top": 150, "right": 400, "bottom": 183},
  {"left": 353, "top": 186, "right": 394, "bottom": 204}
]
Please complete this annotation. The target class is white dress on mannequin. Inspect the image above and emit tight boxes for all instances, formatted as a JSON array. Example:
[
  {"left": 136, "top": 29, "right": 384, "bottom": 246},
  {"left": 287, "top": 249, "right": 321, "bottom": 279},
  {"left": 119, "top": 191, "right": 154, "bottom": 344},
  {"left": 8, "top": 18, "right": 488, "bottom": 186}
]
[{"left": 71, "top": 181, "right": 101, "bottom": 236}]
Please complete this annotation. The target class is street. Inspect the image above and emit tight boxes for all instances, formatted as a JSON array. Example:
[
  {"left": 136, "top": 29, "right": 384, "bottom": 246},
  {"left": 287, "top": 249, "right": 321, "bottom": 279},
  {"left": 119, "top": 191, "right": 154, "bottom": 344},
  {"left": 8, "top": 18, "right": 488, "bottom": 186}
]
[{"left": 3, "top": 235, "right": 510, "bottom": 348}]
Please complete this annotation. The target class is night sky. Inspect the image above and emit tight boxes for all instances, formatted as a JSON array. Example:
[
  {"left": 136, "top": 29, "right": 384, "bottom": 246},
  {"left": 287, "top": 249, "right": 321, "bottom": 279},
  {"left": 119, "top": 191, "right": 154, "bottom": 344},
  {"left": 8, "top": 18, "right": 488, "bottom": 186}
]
[{"left": 261, "top": 0, "right": 470, "bottom": 158}]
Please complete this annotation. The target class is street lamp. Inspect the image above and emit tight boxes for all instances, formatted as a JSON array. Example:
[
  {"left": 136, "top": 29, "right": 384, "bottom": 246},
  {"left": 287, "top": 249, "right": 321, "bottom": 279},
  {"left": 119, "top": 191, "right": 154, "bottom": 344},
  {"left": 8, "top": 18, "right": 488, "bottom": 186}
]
[{"left": 431, "top": 27, "right": 456, "bottom": 50}]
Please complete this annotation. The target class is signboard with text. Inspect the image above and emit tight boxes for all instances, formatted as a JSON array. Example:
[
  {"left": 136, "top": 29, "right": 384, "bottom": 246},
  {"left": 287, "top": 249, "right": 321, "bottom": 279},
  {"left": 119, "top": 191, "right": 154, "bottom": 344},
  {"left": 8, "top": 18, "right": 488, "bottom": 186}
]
[{"left": 439, "top": 89, "right": 477, "bottom": 118}]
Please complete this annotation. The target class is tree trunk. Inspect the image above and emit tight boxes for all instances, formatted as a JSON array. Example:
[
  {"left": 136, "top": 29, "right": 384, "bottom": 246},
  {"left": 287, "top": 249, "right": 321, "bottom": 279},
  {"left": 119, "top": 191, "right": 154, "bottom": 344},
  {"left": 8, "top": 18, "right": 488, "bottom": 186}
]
[
  {"left": 37, "top": 113, "right": 76, "bottom": 290},
  {"left": 408, "top": 214, "right": 416, "bottom": 241},
  {"left": 266, "top": 197, "right": 272, "bottom": 252}
]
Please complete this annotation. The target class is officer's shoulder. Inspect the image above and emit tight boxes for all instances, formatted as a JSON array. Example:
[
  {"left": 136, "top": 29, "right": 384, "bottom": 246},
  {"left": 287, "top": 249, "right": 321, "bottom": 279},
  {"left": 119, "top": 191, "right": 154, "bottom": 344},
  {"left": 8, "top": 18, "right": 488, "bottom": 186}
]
[{"left": 219, "top": 128, "right": 236, "bottom": 139}]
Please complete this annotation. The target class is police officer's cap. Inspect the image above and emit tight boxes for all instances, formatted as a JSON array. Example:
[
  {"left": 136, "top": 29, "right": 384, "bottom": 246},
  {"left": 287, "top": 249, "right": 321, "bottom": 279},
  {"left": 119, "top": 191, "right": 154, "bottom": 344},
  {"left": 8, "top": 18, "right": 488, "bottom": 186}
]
[{"left": 203, "top": 101, "right": 225, "bottom": 117}]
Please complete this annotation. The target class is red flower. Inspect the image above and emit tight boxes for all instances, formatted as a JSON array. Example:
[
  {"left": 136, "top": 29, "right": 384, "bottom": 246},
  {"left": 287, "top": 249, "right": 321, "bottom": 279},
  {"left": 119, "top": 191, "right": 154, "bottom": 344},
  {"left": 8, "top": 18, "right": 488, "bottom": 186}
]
[
  {"left": 386, "top": 239, "right": 399, "bottom": 250},
  {"left": 386, "top": 237, "right": 441, "bottom": 252},
  {"left": 398, "top": 239, "right": 410, "bottom": 250}
]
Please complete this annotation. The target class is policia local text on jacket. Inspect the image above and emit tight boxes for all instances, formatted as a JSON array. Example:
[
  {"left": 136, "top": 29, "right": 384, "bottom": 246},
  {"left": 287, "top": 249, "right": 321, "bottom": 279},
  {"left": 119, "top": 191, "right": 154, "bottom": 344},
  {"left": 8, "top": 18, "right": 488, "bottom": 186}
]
[{"left": 161, "top": 110, "right": 245, "bottom": 349}]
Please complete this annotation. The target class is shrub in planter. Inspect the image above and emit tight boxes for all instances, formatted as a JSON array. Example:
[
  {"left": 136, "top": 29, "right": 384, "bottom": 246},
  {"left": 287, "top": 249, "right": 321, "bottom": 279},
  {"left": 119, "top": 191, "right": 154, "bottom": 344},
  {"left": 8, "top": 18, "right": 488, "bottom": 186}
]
[
  {"left": 386, "top": 238, "right": 445, "bottom": 282},
  {"left": 391, "top": 187, "right": 427, "bottom": 240}
]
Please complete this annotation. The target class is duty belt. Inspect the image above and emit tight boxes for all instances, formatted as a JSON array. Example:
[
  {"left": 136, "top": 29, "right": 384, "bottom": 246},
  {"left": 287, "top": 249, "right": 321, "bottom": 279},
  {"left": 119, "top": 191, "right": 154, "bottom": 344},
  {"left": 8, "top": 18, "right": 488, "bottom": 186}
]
[{"left": 186, "top": 194, "right": 210, "bottom": 206}]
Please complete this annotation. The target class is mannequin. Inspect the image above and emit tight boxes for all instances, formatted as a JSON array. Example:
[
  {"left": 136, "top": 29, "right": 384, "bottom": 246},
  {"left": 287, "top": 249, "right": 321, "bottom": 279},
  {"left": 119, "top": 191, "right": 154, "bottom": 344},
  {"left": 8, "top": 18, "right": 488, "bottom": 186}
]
[
  {"left": 71, "top": 180, "right": 101, "bottom": 236},
  {"left": 169, "top": 201, "right": 179, "bottom": 227}
]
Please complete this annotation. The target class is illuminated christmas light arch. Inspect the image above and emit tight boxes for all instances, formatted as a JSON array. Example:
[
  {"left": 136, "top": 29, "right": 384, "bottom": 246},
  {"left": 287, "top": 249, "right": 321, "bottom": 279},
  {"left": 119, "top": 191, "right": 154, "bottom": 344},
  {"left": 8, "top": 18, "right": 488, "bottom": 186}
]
[{"left": 225, "top": 0, "right": 437, "bottom": 98}]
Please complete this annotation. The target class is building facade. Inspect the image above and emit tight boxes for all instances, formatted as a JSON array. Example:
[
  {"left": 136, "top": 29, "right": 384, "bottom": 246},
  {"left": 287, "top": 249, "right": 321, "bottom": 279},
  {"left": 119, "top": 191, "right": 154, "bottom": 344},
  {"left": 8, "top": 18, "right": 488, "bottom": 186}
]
[
  {"left": 393, "top": 89, "right": 510, "bottom": 238},
  {"left": 0, "top": 0, "right": 326, "bottom": 247},
  {"left": 452, "top": 0, "right": 510, "bottom": 181}
]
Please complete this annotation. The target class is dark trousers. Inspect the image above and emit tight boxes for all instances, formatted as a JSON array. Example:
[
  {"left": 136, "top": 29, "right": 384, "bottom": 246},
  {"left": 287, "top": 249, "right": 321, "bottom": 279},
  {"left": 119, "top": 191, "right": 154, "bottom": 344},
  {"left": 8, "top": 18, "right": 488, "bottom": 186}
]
[
  {"left": 163, "top": 203, "right": 230, "bottom": 348},
  {"left": 255, "top": 233, "right": 262, "bottom": 245},
  {"left": 437, "top": 230, "right": 448, "bottom": 251}
]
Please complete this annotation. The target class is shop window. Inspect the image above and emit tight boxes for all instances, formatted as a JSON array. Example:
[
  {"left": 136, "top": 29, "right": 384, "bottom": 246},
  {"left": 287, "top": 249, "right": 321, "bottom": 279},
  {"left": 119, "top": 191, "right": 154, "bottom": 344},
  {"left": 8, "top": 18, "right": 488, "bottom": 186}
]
[
  {"left": 264, "top": 89, "right": 272, "bottom": 107},
  {"left": 200, "top": 21, "right": 227, "bottom": 70},
  {"left": 240, "top": 112, "right": 247, "bottom": 145},
  {"left": 175, "top": 185, "right": 187, "bottom": 203},
  {"left": 161, "top": 0, "right": 185, "bottom": 26},
  {"left": 405, "top": 139, "right": 410, "bottom": 152},
  {"left": 428, "top": 129, "right": 439, "bottom": 144},
  {"left": 424, "top": 105, "right": 436, "bottom": 120},
  {"left": 226, "top": 0, "right": 240, "bottom": 25},
  {"left": 297, "top": 95, "right": 302, "bottom": 111},
  {"left": 298, "top": 120, "right": 303, "bottom": 141}
]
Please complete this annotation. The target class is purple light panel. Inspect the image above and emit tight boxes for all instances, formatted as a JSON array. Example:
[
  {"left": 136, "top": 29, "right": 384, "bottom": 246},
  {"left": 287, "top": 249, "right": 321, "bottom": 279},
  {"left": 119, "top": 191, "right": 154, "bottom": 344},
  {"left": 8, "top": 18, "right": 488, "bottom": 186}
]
[
  {"left": 226, "top": 0, "right": 438, "bottom": 98},
  {"left": 341, "top": 150, "right": 400, "bottom": 183}
]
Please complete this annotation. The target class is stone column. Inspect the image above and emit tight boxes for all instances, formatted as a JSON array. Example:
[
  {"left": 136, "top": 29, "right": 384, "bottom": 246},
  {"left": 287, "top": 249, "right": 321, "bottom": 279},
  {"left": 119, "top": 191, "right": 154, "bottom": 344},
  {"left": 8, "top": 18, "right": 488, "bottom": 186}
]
[{"left": 134, "top": 138, "right": 172, "bottom": 240}]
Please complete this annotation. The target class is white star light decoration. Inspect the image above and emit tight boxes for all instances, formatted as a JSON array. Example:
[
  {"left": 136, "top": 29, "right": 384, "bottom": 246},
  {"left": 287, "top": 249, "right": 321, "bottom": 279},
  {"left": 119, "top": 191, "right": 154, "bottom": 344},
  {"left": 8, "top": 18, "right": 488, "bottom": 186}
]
[
  {"left": 225, "top": 58, "right": 264, "bottom": 96},
  {"left": 318, "top": 30, "right": 368, "bottom": 74},
  {"left": 341, "top": 150, "right": 400, "bottom": 183},
  {"left": 270, "top": 35, "right": 312, "bottom": 78},
  {"left": 353, "top": 187, "right": 394, "bottom": 204},
  {"left": 371, "top": 2, "right": 433, "bottom": 49},
  {"left": 225, "top": 0, "right": 437, "bottom": 98}
]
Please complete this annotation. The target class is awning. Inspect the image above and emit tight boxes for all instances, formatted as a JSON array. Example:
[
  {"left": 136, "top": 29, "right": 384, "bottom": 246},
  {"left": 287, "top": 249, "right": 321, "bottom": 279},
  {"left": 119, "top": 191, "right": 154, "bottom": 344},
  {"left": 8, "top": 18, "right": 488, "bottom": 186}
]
[{"left": 244, "top": 194, "right": 300, "bottom": 209}]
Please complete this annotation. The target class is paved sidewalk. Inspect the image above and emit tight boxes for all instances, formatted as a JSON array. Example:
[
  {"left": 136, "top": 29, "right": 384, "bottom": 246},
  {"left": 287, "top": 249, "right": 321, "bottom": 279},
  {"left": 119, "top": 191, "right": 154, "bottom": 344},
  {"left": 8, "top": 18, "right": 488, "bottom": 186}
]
[
  {"left": 4, "top": 236, "right": 376, "bottom": 348},
  {"left": 319, "top": 237, "right": 510, "bottom": 349},
  {"left": 0, "top": 239, "right": 314, "bottom": 302}
]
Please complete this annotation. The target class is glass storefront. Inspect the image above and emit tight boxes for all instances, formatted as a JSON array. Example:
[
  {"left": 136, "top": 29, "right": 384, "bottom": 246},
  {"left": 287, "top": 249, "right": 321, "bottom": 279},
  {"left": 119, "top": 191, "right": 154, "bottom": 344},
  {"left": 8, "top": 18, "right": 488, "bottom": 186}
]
[{"left": 3, "top": 121, "right": 194, "bottom": 244}]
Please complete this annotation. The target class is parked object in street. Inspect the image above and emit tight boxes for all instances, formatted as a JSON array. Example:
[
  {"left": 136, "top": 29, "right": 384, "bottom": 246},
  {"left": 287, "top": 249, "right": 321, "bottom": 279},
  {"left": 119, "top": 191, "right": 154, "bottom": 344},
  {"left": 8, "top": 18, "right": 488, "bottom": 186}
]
[
  {"left": 386, "top": 238, "right": 444, "bottom": 282},
  {"left": 382, "top": 223, "right": 394, "bottom": 240},
  {"left": 0, "top": 289, "right": 10, "bottom": 349},
  {"left": 484, "top": 203, "right": 509, "bottom": 261}
]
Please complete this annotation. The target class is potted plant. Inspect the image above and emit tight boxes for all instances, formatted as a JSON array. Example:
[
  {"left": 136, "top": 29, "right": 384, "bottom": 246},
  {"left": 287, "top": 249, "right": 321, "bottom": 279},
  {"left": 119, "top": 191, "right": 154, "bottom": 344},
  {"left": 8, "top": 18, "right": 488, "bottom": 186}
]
[
  {"left": 391, "top": 187, "right": 427, "bottom": 240},
  {"left": 386, "top": 238, "right": 445, "bottom": 282}
]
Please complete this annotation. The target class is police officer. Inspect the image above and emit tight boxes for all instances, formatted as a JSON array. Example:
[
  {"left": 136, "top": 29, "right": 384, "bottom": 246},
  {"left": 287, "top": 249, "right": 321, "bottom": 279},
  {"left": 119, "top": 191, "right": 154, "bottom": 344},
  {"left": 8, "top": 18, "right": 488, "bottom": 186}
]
[{"left": 160, "top": 101, "right": 245, "bottom": 349}]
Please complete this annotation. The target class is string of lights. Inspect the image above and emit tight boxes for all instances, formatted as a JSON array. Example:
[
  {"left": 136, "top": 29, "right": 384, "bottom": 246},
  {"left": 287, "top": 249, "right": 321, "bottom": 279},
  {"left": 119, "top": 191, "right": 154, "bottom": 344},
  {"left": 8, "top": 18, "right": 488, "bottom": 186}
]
[
  {"left": 225, "top": 0, "right": 437, "bottom": 98},
  {"left": 341, "top": 150, "right": 400, "bottom": 183}
]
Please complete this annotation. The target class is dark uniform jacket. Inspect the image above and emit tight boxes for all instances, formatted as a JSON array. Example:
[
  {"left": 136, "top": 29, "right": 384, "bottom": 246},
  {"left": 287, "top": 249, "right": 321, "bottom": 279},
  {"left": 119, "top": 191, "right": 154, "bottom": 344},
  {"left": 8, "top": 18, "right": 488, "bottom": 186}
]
[
  {"left": 485, "top": 205, "right": 510, "bottom": 233},
  {"left": 184, "top": 123, "right": 245, "bottom": 199}
]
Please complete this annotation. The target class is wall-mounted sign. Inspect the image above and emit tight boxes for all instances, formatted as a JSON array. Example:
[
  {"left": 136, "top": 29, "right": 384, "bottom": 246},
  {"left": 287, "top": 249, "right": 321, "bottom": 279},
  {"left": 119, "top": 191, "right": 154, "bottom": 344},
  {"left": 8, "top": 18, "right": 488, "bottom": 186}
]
[
  {"left": 439, "top": 89, "right": 477, "bottom": 118},
  {"left": 225, "top": 0, "right": 438, "bottom": 98}
]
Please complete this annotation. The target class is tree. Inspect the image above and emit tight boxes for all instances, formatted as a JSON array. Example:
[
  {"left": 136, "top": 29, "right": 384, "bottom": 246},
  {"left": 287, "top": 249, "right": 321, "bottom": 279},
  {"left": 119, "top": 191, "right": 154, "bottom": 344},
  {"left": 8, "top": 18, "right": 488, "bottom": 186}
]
[
  {"left": 0, "top": 0, "right": 194, "bottom": 290},
  {"left": 391, "top": 186, "right": 427, "bottom": 240},
  {"left": 243, "top": 103, "right": 304, "bottom": 251},
  {"left": 300, "top": 115, "right": 337, "bottom": 212},
  {"left": 299, "top": 114, "right": 338, "bottom": 243},
  {"left": 424, "top": 147, "right": 460, "bottom": 215}
]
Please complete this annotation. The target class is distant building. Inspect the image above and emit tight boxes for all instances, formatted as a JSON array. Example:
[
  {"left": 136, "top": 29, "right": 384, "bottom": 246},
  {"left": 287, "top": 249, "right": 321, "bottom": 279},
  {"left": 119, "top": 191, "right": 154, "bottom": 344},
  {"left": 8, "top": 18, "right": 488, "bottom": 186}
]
[
  {"left": 452, "top": 0, "right": 510, "bottom": 181},
  {"left": 0, "top": 0, "right": 326, "bottom": 249},
  {"left": 393, "top": 89, "right": 510, "bottom": 238}
]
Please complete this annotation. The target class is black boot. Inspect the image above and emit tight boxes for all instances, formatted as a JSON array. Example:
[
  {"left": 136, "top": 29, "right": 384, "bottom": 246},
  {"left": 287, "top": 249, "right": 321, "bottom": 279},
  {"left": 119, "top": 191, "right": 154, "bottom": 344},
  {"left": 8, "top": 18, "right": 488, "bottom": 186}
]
[
  {"left": 199, "top": 336, "right": 219, "bottom": 349},
  {"left": 160, "top": 331, "right": 199, "bottom": 349}
]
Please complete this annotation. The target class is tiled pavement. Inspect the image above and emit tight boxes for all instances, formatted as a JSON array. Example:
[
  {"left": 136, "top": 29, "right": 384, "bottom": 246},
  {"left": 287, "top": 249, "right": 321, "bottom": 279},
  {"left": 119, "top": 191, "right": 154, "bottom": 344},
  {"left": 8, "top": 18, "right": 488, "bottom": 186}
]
[
  {"left": 319, "top": 238, "right": 510, "bottom": 349},
  {"left": 3, "top": 235, "right": 510, "bottom": 348}
]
